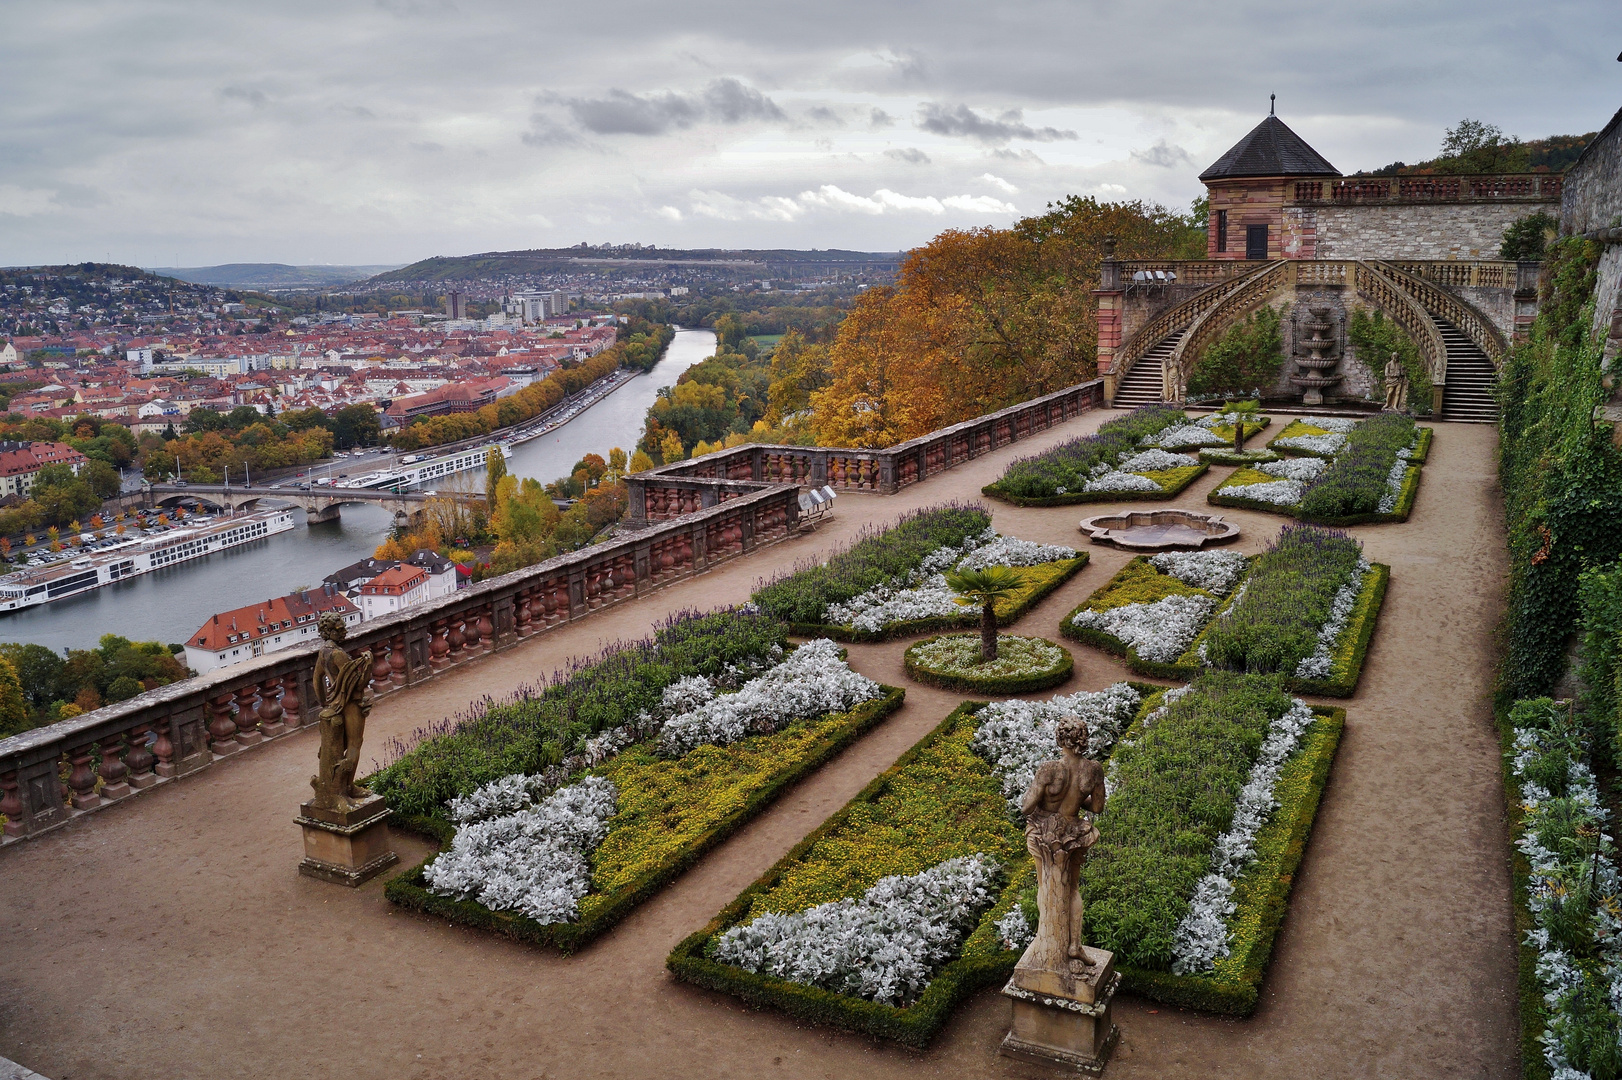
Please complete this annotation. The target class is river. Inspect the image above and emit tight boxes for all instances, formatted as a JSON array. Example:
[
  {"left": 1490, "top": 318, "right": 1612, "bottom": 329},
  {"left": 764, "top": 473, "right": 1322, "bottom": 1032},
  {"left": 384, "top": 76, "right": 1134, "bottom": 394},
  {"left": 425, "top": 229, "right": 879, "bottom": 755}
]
[{"left": 5, "top": 327, "right": 717, "bottom": 653}]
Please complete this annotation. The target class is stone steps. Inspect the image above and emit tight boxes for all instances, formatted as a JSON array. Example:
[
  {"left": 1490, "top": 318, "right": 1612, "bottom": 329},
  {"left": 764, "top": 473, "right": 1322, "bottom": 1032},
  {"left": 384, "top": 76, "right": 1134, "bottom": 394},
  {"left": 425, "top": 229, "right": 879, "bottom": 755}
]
[{"left": 1113, "top": 332, "right": 1182, "bottom": 408}]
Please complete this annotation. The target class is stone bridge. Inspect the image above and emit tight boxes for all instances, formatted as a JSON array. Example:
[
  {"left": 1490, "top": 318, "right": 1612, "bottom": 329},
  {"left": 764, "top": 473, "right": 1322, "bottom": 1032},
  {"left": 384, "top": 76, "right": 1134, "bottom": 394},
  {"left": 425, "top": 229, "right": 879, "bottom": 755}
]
[{"left": 141, "top": 483, "right": 474, "bottom": 526}]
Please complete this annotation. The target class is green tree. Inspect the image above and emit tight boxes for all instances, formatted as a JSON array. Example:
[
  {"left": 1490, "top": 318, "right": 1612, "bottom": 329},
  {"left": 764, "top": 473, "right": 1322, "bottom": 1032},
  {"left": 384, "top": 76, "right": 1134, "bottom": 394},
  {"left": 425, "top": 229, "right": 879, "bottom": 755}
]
[
  {"left": 332, "top": 404, "right": 380, "bottom": 448},
  {"left": 1187, "top": 306, "right": 1285, "bottom": 399},
  {"left": 1501, "top": 211, "right": 1558, "bottom": 260},
  {"left": 0, "top": 643, "right": 64, "bottom": 707},
  {"left": 105, "top": 675, "right": 143, "bottom": 703},
  {"left": 0, "top": 654, "right": 29, "bottom": 737},
  {"left": 184, "top": 408, "right": 226, "bottom": 434},
  {"left": 1434, "top": 119, "right": 1530, "bottom": 175},
  {"left": 944, "top": 565, "right": 1022, "bottom": 661},
  {"left": 80, "top": 459, "right": 121, "bottom": 499},
  {"left": 484, "top": 446, "right": 508, "bottom": 506}
]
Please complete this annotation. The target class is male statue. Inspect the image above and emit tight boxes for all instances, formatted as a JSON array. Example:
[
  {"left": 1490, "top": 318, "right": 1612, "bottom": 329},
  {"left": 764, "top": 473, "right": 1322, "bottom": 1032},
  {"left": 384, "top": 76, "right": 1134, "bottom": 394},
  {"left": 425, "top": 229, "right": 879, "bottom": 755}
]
[
  {"left": 310, "top": 611, "right": 374, "bottom": 812},
  {"left": 1020, "top": 715, "right": 1108, "bottom": 976},
  {"left": 1383, "top": 352, "right": 1409, "bottom": 413}
]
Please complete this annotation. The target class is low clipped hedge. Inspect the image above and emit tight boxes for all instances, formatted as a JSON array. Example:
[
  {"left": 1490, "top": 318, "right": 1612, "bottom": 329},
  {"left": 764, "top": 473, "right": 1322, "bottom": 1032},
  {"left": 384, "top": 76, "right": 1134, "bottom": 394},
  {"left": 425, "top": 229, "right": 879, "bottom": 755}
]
[
  {"left": 668, "top": 701, "right": 1026, "bottom": 1047},
  {"left": 1112, "top": 702, "right": 1344, "bottom": 1014},
  {"left": 1061, "top": 555, "right": 1250, "bottom": 681},
  {"left": 1208, "top": 427, "right": 1432, "bottom": 526},
  {"left": 903, "top": 633, "right": 1074, "bottom": 694},
  {"left": 984, "top": 463, "right": 1208, "bottom": 507},
  {"left": 795, "top": 555, "right": 1087, "bottom": 642},
  {"left": 385, "top": 686, "right": 906, "bottom": 954},
  {"left": 1288, "top": 562, "right": 1388, "bottom": 697}
]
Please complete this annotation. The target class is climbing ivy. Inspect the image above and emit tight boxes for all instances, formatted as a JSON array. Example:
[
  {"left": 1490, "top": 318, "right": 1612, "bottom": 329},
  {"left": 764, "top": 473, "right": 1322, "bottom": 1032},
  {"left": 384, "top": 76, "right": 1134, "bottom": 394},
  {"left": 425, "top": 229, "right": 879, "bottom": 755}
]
[
  {"left": 1347, "top": 308, "right": 1433, "bottom": 415},
  {"left": 1187, "top": 305, "right": 1285, "bottom": 399},
  {"left": 1498, "top": 236, "right": 1622, "bottom": 702}
]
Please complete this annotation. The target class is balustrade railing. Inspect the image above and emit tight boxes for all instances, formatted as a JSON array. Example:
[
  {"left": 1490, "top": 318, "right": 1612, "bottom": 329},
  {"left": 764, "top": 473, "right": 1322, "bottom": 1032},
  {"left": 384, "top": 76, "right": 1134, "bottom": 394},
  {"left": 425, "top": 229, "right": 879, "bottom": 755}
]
[
  {"left": 627, "top": 380, "right": 1103, "bottom": 517},
  {"left": 1353, "top": 262, "right": 1448, "bottom": 382},
  {"left": 1111, "top": 261, "right": 1277, "bottom": 388},
  {"left": 1165, "top": 261, "right": 1295, "bottom": 398},
  {"left": 1114, "top": 260, "right": 1252, "bottom": 286},
  {"left": 1289, "top": 173, "right": 1562, "bottom": 205},
  {"left": 1371, "top": 260, "right": 1508, "bottom": 364},
  {"left": 1379, "top": 259, "right": 1525, "bottom": 292},
  {"left": 0, "top": 483, "right": 804, "bottom": 843}
]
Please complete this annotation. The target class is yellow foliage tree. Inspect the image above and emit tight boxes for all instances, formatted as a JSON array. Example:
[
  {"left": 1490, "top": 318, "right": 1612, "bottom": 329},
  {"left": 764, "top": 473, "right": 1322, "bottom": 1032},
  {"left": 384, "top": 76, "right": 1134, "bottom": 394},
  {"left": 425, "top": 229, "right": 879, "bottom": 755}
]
[{"left": 659, "top": 429, "right": 685, "bottom": 463}]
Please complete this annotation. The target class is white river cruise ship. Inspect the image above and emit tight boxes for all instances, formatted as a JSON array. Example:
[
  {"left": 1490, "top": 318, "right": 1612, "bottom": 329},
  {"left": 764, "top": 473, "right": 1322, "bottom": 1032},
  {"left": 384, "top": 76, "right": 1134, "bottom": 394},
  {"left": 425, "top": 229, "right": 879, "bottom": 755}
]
[{"left": 0, "top": 507, "right": 296, "bottom": 612}]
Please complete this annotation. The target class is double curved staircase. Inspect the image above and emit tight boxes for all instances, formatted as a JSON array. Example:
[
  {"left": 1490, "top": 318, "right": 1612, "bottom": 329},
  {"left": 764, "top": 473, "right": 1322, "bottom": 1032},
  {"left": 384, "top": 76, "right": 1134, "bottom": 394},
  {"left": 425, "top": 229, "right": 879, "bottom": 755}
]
[{"left": 1109, "top": 259, "right": 1506, "bottom": 422}]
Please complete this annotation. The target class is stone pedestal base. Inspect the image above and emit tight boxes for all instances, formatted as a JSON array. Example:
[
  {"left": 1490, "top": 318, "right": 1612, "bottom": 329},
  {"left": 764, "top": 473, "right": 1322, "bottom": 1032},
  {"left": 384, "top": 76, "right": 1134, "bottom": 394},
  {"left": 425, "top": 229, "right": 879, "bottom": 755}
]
[
  {"left": 296, "top": 794, "right": 398, "bottom": 887},
  {"left": 1000, "top": 947, "right": 1119, "bottom": 1075}
]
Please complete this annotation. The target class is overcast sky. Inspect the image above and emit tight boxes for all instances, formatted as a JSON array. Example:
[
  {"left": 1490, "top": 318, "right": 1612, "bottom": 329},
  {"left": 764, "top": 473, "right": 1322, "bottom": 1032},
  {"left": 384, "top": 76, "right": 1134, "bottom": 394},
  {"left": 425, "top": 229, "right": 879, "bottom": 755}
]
[{"left": 2, "top": 0, "right": 1618, "bottom": 268}]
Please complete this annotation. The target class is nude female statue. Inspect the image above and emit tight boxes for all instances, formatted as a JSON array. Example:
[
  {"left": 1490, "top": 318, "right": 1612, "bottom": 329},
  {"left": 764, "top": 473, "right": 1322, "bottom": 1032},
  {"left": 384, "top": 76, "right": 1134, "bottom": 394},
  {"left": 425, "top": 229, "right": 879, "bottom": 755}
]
[
  {"left": 310, "top": 611, "right": 374, "bottom": 812},
  {"left": 1020, "top": 715, "right": 1108, "bottom": 974}
]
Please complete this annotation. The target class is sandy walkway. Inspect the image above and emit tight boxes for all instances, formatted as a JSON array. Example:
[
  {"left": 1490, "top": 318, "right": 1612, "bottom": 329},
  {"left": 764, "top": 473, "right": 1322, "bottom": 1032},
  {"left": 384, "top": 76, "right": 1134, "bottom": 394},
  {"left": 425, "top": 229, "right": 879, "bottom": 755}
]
[{"left": 0, "top": 414, "right": 1514, "bottom": 1080}]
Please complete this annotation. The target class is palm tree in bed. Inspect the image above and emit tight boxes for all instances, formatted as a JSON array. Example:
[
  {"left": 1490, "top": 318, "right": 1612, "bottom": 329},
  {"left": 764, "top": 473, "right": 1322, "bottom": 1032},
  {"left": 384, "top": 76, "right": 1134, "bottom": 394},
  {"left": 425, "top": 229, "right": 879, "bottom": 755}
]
[{"left": 944, "top": 565, "right": 1022, "bottom": 661}]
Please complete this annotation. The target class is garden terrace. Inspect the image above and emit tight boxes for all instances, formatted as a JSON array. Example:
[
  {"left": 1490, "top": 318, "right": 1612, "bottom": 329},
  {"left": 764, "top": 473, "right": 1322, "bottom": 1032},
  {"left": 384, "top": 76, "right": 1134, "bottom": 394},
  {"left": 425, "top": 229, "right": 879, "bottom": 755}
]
[{"left": 0, "top": 410, "right": 1519, "bottom": 1080}]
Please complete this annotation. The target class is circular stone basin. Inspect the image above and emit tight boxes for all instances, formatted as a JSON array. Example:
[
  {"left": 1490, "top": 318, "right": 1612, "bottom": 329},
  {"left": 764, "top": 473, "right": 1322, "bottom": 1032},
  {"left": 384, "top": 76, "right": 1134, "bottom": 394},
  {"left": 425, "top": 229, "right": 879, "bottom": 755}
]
[{"left": 1078, "top": 509, "right": 1240, "bottom": 551}]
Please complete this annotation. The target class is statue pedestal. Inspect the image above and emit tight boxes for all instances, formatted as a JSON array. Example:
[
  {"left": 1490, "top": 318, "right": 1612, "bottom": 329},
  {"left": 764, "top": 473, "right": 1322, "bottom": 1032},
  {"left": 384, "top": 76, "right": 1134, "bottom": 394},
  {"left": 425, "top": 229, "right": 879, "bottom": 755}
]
[
  {"left": 1000, "top": 947, "right": 1119, "bottom": 1075},
  {"left": 296, "top": 794, "right": 398, "bottom": 887}
]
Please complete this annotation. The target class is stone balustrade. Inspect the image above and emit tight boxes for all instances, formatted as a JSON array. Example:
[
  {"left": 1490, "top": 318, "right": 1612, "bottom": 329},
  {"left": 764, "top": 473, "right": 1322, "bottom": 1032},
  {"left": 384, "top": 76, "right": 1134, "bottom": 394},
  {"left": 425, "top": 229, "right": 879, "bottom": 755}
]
[
  {"left": 626, "top": 380, "right": 1103, "bottom": 523},
  {"left": 0, "top": 483, "right": 804, "bottom": 843},
  {"left": 1290, "top": 174, "right": 1562, "bottom": 205}
]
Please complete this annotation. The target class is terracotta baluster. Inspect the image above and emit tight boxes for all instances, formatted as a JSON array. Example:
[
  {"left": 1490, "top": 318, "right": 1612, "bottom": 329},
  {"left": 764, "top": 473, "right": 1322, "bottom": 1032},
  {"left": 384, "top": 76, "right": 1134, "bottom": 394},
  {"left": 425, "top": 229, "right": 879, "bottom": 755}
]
[
  {"left": 124, "top": 723, "right": 157, "bottom": 789},
  {"left": 540, "top": 584, "right": 558, "bottom": 625},
  {"left": 67, "top": 744, "right": 99, "bottom": 810},
  {"left": 208, "top": 692, "right": 238, "bottom": 756},
  {"left": 152, "top": 718, "right": 176, "bottom": 776},
  {"left": 96, "top": 730, "right": 132, "bottom": 801},
  {"left": 371, "top": 641, "right": 392, "bottom": 692},
  {"left": 475, "top": 611, "right": 494, "bottom": 652},
  {"left": 233, "top": 684, "right": 262, "bottom": 746},
  {"left": 461, "top": 611, "right": 482, "bottom": 652},
  {"left": 390, "top": 633, "right": 409, "bottom": 681},
  {"left": 281, "top": 681, "right": 303, "bottom": 729},
  {"left": 256, "top": 677, "right": 286, "bottom": 737},
  {"left": 1, "top": 769, "right": 22, "bottom": 836},
  {"left": 515, "top": 589, "right": 533, "bottom": 636}
]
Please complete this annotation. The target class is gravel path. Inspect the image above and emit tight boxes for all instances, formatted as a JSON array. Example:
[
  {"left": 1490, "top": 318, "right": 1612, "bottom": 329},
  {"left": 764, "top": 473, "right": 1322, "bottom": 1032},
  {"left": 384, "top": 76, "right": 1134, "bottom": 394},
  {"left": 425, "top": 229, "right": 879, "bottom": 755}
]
[{"left": 0, "top": 414, "right": 1515, "bottom": 1080}]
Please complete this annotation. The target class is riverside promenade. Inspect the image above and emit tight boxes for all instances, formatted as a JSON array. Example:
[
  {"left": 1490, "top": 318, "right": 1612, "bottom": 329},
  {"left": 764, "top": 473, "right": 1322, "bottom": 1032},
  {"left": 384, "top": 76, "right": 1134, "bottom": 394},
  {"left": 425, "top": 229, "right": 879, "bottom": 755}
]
[{"left": 0, "top": 410, "right": 1515, "bottom": 1080}]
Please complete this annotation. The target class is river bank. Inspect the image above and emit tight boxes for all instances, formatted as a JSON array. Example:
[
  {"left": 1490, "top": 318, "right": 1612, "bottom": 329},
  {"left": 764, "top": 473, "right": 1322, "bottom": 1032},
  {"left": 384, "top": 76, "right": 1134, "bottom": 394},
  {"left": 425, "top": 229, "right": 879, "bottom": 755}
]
[{"left": 3, "top": 327, "right": 717, "bottom": 652}]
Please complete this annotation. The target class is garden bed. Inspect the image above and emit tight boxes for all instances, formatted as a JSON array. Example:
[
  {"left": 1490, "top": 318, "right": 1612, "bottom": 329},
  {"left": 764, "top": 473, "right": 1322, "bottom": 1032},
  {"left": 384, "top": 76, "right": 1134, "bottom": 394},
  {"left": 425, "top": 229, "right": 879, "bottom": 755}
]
[
  {"left": 386, "top": 685, "right": 905, "bottom": 953},
  {"left": 668, "top": 684, "right": 1149, "bottom": 1046},
  {"left": 1062, "top": 552, "right": 1250, "bottom": 680},
  {"left": 903, "top": 633, "right": 1074, "bottom": 694},
  {"left": 1064, "top": 532, "right": 1388, "bottom": 697},
  {"left": 986, "top": 463, "right": 1208, "bottom": 507},
  {"left": 670, "top": 674, "right": 1343, "bottom": 1036},
  {"left": 1213, "top": 419, "right": 1432, "bottom": 525}
]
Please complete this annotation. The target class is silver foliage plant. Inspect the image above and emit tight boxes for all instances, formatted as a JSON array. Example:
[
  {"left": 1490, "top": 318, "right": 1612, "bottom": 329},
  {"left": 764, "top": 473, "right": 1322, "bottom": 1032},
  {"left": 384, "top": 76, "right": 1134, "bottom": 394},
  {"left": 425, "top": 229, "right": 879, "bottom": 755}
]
[
  {"left": 425, "top": 775, "right": 619, "bottom": 925},
  {"left": 971, "top": 683, "right": 1142, "bottom": 811},
  {"left": 1219, "top": 477, "right": 1305, "bottom": 506},
  {"left": 1117, "top": 448, "right": 1199, "bottom": 472},
  {"left": 1293, "top": 559, "right": 1369, "bottom": 680},
  {"left": 1258, "top": 456, "right": 1326, "bottom": 482},
  {"left": 712, "top": 854, "right": 1001, "bottom": 1007},
  {"left": 1071, "top": 593, "right": 1217, "bottom": 663},
  {"left": 657, "top": 638, "right": 881, "bottom": 757},
  {"left": 826, "top": 530, "right": 1073, "bottom": 632},
  {"left": 1170, "top": 699, "right": 1317, "bottom": 974},
  {"left": 1149, "top": 550, "right": 1248, "bottom": 596},
  {"left": 1084, "top": 470, "right": 1165, "bottom": 493},
  {"left": 1376, "top": 458, "right": 1408, "bottom": 514}
]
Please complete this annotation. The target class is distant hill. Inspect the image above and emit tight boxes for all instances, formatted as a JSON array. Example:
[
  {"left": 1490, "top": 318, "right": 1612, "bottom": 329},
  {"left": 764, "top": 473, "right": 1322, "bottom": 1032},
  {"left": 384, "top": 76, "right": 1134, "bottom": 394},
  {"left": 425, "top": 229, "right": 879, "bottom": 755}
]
[
  {"left": 148, "top": 263, "right": 405, "bottom": 289},
  {"left": 365, "top": 247, "right": 904, "bottom": 287}
]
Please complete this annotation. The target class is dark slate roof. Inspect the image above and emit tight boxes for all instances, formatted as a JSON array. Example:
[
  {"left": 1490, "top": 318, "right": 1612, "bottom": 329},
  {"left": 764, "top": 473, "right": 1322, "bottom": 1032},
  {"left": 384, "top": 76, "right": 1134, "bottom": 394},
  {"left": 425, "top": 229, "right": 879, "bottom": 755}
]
[{"left": 1199, "top": 116, "right": 1340, "bottom": 181}]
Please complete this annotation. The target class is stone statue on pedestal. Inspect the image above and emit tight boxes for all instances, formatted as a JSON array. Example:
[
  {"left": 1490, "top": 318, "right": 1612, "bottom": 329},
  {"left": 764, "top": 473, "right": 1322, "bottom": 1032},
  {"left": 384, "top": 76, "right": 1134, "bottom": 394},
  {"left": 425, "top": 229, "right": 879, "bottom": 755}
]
[
  {"left": 1383, "top": 353, "right": 1409, "bottom": 413},
  {"left": 310, "top": 612, "right": 374, "bottom": 813},
  {"left": 1000, "top": 715, "right": 1120, "bottom": 1073},
  {"left": 1019, "top": 715, "right": 1106, "bottom": 975},
  {"left": 297, "top": 612, "right": 396, "bottom": 887}
]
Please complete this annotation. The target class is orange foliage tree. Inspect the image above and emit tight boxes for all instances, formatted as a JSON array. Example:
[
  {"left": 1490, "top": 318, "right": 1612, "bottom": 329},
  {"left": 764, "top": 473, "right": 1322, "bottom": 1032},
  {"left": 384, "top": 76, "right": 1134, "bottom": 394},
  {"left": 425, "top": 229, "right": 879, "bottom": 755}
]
[{"left": 809, "top": 197, "right": 1202, "bottom": 447}]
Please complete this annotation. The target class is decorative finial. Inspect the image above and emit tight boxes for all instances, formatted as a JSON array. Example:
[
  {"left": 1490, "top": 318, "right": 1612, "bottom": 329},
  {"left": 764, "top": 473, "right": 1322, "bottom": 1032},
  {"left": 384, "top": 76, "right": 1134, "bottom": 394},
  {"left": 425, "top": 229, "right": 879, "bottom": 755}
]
[{"left": 1270, "top": 93, "right": 1276, "bottom": 116}]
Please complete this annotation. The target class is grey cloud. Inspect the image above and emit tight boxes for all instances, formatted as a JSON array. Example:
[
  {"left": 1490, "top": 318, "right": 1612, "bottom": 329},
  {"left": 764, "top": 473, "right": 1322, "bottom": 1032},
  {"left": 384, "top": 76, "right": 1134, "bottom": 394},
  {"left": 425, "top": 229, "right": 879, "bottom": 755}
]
[
  {"left": 220, "top": 86, "right": 268, "bottom": 109},
  {"left": 869, "top": 108, "right": 895, "bottom": 129},
  {"left": 918, "top": 103, "right": 1076, "bottom": 144},
  {"left": 806, "top": 106, "right": 844, "bottom": 126},
  {"left": 564, "top": 78, "right": 783, "bottom": 136},
  {"left": 989, "top": 148, "right": 1047, "bottom": 164},
  {"left": 1131, "top": 139, "right": 1195, "bottom": 168},
  {"left": 884, "top": 147, "right": 931, "bottom": 164},
  {"left": 374, "top": 0, "right": 458, "bottom": 17}
]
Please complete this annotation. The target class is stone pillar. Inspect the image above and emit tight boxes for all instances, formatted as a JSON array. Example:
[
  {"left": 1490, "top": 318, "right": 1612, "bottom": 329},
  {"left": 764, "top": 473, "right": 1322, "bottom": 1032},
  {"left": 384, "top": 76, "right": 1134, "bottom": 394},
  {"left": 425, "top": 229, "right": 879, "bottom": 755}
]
[
  {"left": 97, "top": 731, "right": 132, "bottom": 801},
  {"left": 1001, "top": 950, "right": 1120, "bottom": 1074},
  {"left": 234, "top": 684, "right": 262, "bottom": 746}
]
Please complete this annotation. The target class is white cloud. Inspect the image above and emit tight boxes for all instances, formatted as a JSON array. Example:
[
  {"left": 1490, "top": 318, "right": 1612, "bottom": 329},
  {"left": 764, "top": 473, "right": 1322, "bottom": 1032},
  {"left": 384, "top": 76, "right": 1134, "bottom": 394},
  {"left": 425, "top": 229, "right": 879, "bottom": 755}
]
[{"left": 979, "top": 172, "right": 1018, "bottom": 193}]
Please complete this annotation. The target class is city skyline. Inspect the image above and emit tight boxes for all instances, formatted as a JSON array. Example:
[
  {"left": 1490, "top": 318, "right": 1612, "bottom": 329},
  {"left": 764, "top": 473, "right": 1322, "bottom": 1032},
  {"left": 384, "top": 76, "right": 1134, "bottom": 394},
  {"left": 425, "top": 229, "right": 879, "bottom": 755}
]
[{"left": 2, "top": 0, "right": 1616, "bottom": 267}]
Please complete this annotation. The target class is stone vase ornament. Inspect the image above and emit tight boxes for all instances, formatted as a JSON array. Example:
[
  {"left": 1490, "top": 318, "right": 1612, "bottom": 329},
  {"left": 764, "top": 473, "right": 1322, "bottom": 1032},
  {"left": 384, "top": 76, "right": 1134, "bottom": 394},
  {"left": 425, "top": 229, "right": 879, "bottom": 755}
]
[
  {"left": 296, "top": 612, "right": 398, "bottom": 887},
  {"left": 1290, "top": 305, "right": 1344, "bottom": 406},
  {"left": 1000, "top": 715, "right": 1120, "bottom": 1074}
]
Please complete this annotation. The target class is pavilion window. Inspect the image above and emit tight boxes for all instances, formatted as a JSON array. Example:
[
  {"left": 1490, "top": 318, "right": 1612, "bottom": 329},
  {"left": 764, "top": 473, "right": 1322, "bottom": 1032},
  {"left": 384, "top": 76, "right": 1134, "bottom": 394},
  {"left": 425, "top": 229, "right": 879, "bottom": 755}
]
[{"left": 1215, "top": 209, "right": 1228, "bottom": 253}]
